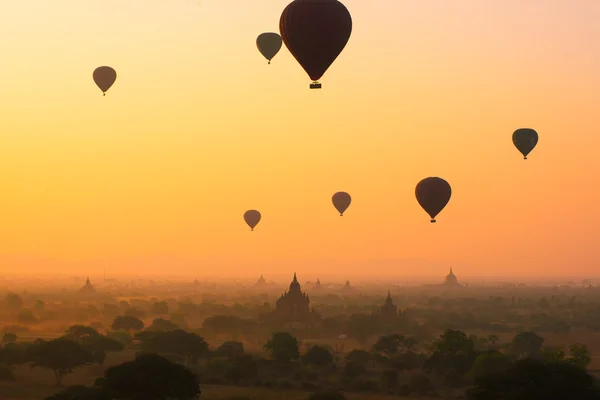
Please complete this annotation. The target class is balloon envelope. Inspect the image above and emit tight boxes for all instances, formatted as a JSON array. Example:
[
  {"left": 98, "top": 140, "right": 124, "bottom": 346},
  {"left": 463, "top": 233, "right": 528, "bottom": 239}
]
[
  {"left": 93, "top": 66, "right": 117, "bottom": 96},
  {"left": 512, "top": 128, "right": 538, "bottom": 160},
  {"left": 244, "top": 210, "right": 262, "bottom": 231},
  {"left": 256, "top": 32, "right": 283, "bottom": 64},
  {"left": 415, "top": 177, "right": 452, "bottom": 223},
  {"left": 332, "top": 192, "right": 351, "bottom": 216},
  {"left": 280, "top": 0, "right": 352, "bottom": 88}
]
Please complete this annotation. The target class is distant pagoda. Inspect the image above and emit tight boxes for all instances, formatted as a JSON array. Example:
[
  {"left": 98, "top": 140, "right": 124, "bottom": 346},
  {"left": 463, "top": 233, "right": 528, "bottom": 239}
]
[
  {"left": 274, "top": 273, "right": 311, "bottom": 322},
  {"left": 444, "top": 268, "right": 462, "bottom": 288},
  {"left": 79, "top": 277, "right": 97, "bottom": 295},
  {"left": 341, "top": 280, "right": 355, "bottom": 294},
  {"left": 379, "top": 291, "right": 397, "bottom": 316},
  {"left": 255, "top": 274, "right": 267, "bottom": 287},
  {"left": 312, "top": 278, "right": 324, "bottom": 291}
]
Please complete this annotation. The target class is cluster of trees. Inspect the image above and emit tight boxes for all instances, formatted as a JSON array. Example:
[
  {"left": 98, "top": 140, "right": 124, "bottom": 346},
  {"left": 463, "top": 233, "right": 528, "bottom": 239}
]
[
  {"left": 7, "top": 288, "right": 600, "bottom": 346},
  {"left": 45, "top": 354, "right": 201, "bottom": 400},
  {"left": 0, "top": 325, "right": 125, "bottom": 385},
  {"left": 1, "top": 318, "right": 599, "bottom": 399},
  {"left": 5, "top": 287, "right": 600, "bottom": 399}
]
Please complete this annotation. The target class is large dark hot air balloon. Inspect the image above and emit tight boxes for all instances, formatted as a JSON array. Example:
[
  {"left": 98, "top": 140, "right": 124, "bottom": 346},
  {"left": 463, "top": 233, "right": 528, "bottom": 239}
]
[
  {"left": 512, "top": 128, "right": 538, "bottom": 160},
  {"left": 244, "top": 210, "right": 261, "bottom": 231},
  {"left": 415, "top": 178, "right": 452, "bottom": 223},
  {"left": 280, "top": 0, "right": 352, "bottom": 89},
  {"left": 332, "top": 192, "right": 351, "bottom": 216},
  {"left": 256, "top": 33, "right": 283, "bottom": 64},
  {"left": 93, "top": 66, "right": 117, "bottom": 96}
]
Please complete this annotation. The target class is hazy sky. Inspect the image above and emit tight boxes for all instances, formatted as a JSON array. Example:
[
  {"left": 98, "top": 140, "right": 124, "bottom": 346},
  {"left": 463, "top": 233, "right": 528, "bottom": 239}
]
[{"left": 1, "top": 0, "right": 600, "bottom": 279}]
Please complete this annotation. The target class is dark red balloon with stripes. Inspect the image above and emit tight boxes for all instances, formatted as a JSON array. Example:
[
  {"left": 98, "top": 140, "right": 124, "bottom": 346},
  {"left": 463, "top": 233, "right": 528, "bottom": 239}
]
[{"left": 279, "top": 0, "right": 352, "bottom": 89}]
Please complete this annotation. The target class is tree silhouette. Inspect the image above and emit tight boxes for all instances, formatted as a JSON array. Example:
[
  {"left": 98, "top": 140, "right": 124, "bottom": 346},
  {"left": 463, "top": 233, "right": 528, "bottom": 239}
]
[
  {"left": 111, "top": 316, "right": 144, "bottom": 332},
  {"left": 308, "top": 392, "right": 347, "bottom": 400},
  {"left": 423, "top": 329, "right": 478, "bottom": 375},
  {"left": 345, "top": 349, "right": 371, "bottom": 365},
  {"left": 264, "top": 332, "right": 299, "bottom": 363},
  {"left": 151, "top": 301, "right": 169, "bottom": 315},
  {"left": 63, "top": 325, "right": 124, "bottom": 365},
  {"left": 467, "top": 358, "right": 600, "bottom": 400},
  {"left": 44, "top": 385, "right": 108, "bottom": 400},
  {"left": 348, "top": 314, "right": 378, "bottom": 347},
  {"left": 29, "top": 338, "right": 95, "bottom": 386},
  {"left": 568, "top": 343, "right": 591, "bottom": 369},
  {"left": 510, "top": 331, "right": 544, "bottom": 359},
  {"left": 101, "top": 353, "right": 201, "bottom": 400},
  {"left": 136, "top": 329, "right": 208, "bottom": 365},
  {"left": 215, "top": 341, "right": 244, "bottom": 360},
  {"left": 303, "top": 345, "right": 334, "bottom": 366},
  {"left": 372, "top": 334, "right": 404, "bottom": 356},
  {"left": 1, "top": 332, "right": 17, "bottom": 345},
  {"left": 147, "top": 318, "right": 179, "bottom": 332},
  {"left": 0, "top": 365, "right": 15, "bottom": 382},
  {"left": 469, "top": 350, "right": 510, "bottom": 381},
  {"left": 64, "top": 325, "right": 101, "bottom": 343},
  {"left": 0, "top": 342, "right": 30, "bottom": 367}
]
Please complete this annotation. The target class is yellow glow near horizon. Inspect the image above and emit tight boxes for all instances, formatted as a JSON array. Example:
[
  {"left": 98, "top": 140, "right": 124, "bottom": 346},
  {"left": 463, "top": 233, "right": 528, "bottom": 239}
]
[{"left": 1, "top": 0, "right": 600, "bottom": 278}]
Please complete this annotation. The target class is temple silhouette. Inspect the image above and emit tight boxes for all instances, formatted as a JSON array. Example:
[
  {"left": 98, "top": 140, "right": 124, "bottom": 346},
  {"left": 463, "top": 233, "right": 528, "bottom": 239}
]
[
  {"left": 378, "top": 291, "right": 398, "bottom": 316},
  {"left": 444, "top": 268, "right": 462, "bottom": 287},
  {"left": 255, "top": 274, "right": 266, "bottom": 287},
  {"left": 341, "top": 280, "right": 355, "bottom": 294},
  {"left": 422, "top": 268, "right": 464, "bottom": 289},
  {"left": 260, "top": 273, "right": 319, "bottom": 324},
  {"left": 312, "top": 278, "right": 324, "bottom": 291},
  {"left": 79, "top": 277, "right": 96, "bottom": 295}
]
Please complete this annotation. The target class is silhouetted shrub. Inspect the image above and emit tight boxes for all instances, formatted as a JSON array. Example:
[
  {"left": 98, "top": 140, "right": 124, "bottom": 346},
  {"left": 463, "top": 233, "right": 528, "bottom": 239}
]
[
  {"left": 278, "top": 380, "right": 294, "bottom": 389},
  {"left": 303, "top": 381, "right": 319, "bottom": 390},
  {"left": 445, "top": 368, "right": 464, "bottom": 387},
  {"left": 344, "top": 361, "right": 366, "bottom": 378},
  {"left": 0, "top": 365, "right": 15, "bottom": 381},
  {"left": 408, "top": 372, "right": 434, "bottom": 395},
  {"left": 380, "top": 369, "right": 399, "bottom": 390},
  {"left": 397, "top": 383, "right": 411, "bottom": 396},
  {"left": 308, "top": 391, "right": 347, "bottom": 400},
  {"left": 351, "top": 379, "right": 378, "bottom": 392},
  {"left": 303, "top": 345, "right": 334, "bottom": 366},
  {"left": 1, "top": 332, "right": 17, "bottom": 344}
]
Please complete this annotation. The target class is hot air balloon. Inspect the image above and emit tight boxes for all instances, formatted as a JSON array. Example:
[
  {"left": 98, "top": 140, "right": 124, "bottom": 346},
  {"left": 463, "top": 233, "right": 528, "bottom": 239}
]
[
  {"left": 280, "top": 0, "right": 352, "bottom": 89},
  {"left": 256, "top": 32, "right": 283, "bottom": 64},
  {"left": 244, "top": 210, "right": 261, "bottom": 231},
  {"left": 512, "top": 128, "right": 538, "bottom": 160},
  {"left": 415, "top": 178, "right": 452, "bottom": 223},
  {"left": 332, "top": 192, "right": 351, "bottom": 216},
  {"left": 93, "top": 66, "right": 117, "bottom": 96}
]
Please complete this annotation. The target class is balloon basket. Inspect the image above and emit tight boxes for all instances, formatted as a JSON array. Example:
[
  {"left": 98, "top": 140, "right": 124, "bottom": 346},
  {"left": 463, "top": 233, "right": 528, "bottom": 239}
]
[
  {"left": 430, "top": 219, "right": 436, "bottom": 223},
  {"left": 310, "top": 82, "right": 322, "bottom": 89}
]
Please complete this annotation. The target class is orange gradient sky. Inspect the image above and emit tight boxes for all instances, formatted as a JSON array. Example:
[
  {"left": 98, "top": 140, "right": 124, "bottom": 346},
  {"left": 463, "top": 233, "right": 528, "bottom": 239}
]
[{"left": 1, "top": 0, "right": 600, "bottom": 279}]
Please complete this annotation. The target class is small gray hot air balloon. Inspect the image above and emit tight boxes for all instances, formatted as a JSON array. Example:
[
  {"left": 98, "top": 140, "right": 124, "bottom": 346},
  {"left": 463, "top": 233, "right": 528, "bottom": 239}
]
[
  {"left": 244, "top": 210, "right": 262, "bottom": 231},
  {"left": 256, "top": 32, "right": 283, "bottom": 64},
  {"left": 332, "top": 192, "right": 351, "bottom": 216},
  {"left": 93, "top": 66, "right": 117, "bottom": 96},
  {"left": 512, "top": 128, "right": 539, "bottom": 160}
]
